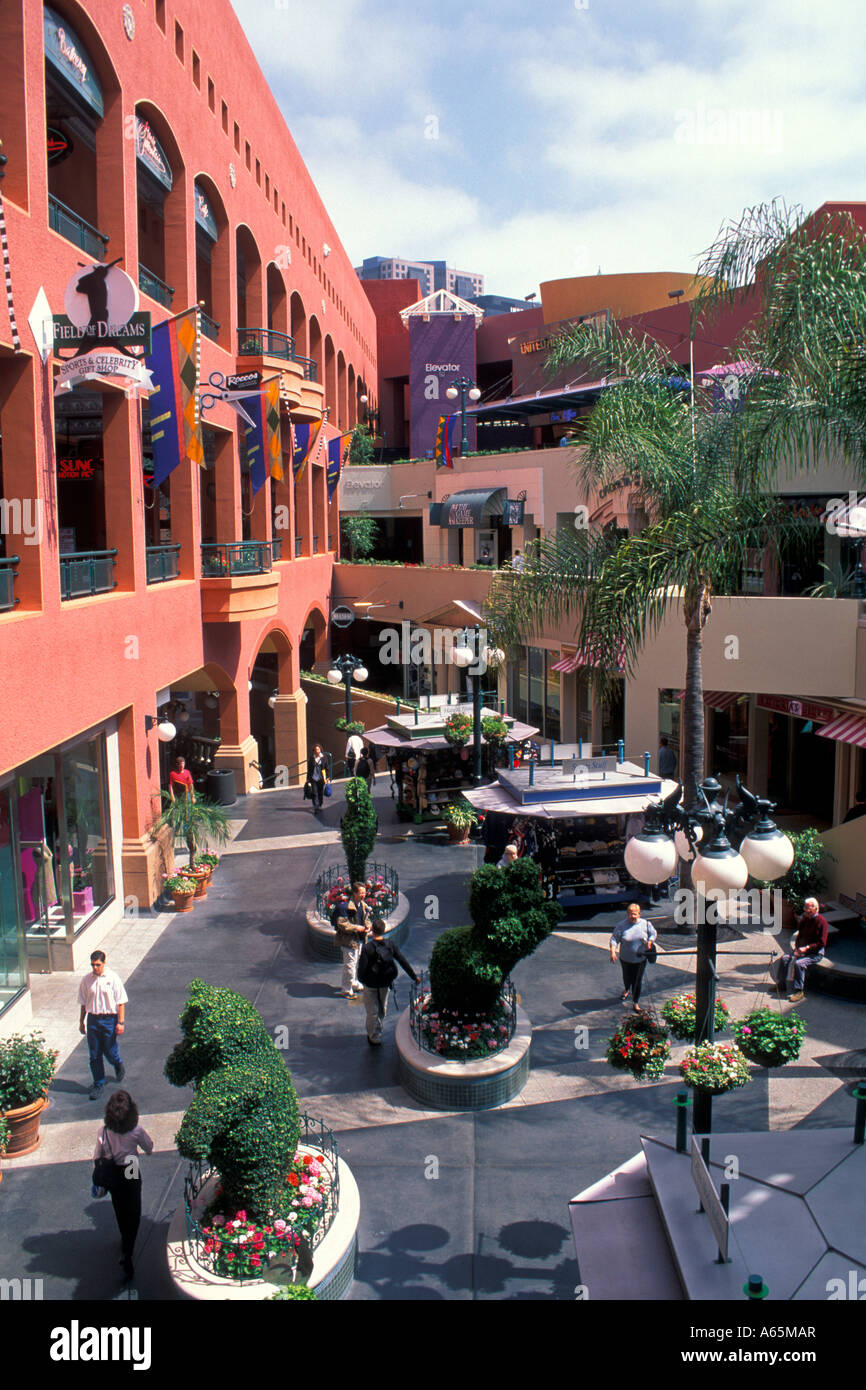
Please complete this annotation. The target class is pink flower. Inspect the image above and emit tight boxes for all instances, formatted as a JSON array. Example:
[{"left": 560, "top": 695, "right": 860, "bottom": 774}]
[
  {"left": 302, "top": 1196, "right": 314, "bottom": 1207},
  {"left": 274, "top": 1219, "right": 287, "bottom": 1233}
]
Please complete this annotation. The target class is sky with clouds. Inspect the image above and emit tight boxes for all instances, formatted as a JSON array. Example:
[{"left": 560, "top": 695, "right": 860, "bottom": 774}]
[{"left": 232, "top": 0, "right": 865, "bottom": 297}]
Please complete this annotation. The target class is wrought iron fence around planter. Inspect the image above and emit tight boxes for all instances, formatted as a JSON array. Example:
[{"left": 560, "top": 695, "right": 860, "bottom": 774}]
[
  {"left": 200, "top": 541, "right": 275, "bottom": 576},
  {"left": 182, "top": 1113, "right": 340, "bottom": 1281},
  {"left": 408, "top": 972, "right": 518, "bottom": 1060},
  {"left": 237, "top": 327, "right": 296, "bottom": 360},
  {"left": 315, "top": 861, "right": 399, "bottom": 919}
]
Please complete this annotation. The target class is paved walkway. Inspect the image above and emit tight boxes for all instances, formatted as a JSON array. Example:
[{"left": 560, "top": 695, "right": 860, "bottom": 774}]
[{"left": 3, "top": 781, "right": 865, "bottom": 1300}]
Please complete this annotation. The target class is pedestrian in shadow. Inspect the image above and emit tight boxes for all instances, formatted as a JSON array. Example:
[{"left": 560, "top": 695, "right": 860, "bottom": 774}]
[
  {"left": 94, "top": 1090, "right": 153, "bottom": 1283},
  {"left": 358, "top": 917, "right": 419, "bottom": 1045}
]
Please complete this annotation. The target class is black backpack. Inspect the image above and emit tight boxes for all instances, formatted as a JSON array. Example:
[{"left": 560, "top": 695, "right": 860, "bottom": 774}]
[{"left": 362, "top": 939, "right": 398, "bottom": 988}]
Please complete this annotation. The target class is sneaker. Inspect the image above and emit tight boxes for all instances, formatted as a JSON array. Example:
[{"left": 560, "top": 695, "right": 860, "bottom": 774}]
[
  {"left": 339, "top": 990, "right": 354, "bottom": 998},
  {"left": 788, "top": 991, "right": 805, "bottom": 1004},
  {"left": 115, "top": 1064, "right": 125, "bottom": 1084},
  {"left": 352, "top": 986, "right": 365, "bottom": 996},
  {"left": 366, "top": 1037, "right": 381, "bottom": 1046},
  {"left": 89, "top": 1085, "right": 102, "bottom": 1101},
  {"left": 621, "top": 990, "right": 630, "bottom": 1002}
]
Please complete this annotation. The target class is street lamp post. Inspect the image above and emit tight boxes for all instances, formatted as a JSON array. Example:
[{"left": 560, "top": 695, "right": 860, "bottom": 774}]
[
  {"left": 326, "top": 653, "right": 369, "bottom": 724},
  {"left": 445, "top": 377, "right": 481, "bottom": 454},
  {"left": 451, "top": 625, "right": 504, "bottom": 785},
  {"left": 623, "top": 777, "right": 794, "bottom": 1134}
]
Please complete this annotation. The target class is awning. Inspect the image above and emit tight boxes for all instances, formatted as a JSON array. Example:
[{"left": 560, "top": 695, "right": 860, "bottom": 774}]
[
  {"left": 194, "top": 184, "right": 219, "bottom": 241},
  {"left": 467, "top": 381, "right": 608, "bottom": 421},
  {"left": 462, "top": 778, "right": 680, "bottom": 820},
  {"left": 135, "top": 117, "right": 173, "bottom": 191},
  {"left": 431, "top": 487, "right": 506, "bottom": 528},
  {"left": 44, "top": 6, "right": 104, "bottom": 118},
  {"left": 816, "top": 711, "right": 866, "bottom": 748},
  {"left": 551, "top": 642, "right": 626, "bottom": 675},
  {"left": 675, "top": 690, "right": 745, "bottom": 711}
]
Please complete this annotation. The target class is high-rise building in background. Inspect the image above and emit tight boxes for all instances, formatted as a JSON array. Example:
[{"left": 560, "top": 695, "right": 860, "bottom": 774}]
[{"left": 357, "top": 256, "right": 484, "bottom": 301}]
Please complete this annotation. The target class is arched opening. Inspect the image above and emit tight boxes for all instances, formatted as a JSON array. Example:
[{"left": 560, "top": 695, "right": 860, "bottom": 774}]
[
  {"left": 300, "top": 605, "right": 328, "bottom": 671},
  {"left": 347, "top": 364, "right": 356, "bottom": 427},
  {"left": 336, "top": 349, "right": 347, "bottom": 430},
  {"left": 324, "top": 336, "right": 336, "bottom": 421},
  {"left": 134, "top": 102, "right": 186, "bottom": 308},
  {"left": 266, "top": 263, "right": 288, "bottom": 339},
  {"left": 236, "top": 225, "right": 263, "bottom": 344},
  {"left": 308, "top": 315, "right": 323, "bottom": 386},
  {"left": 44, "top": 3, "right": 120, "bottom": 260},
  {"left": 290, "top": 291, "right": 308, "bottom": 359},
  {"left": 193, "top": 175, "right": 229, "bottom": 344},
  {"left": 249, "top": 629, "right": 294, "bottom": 784}
]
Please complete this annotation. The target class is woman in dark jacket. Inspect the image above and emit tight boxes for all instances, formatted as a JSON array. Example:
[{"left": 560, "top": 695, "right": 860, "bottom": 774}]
[
  {"left": 307, "top": 743, "right": 330, "bottom": 810},
  {"left": 93, "top": 1090, "right": 153, "bottom": 1282}
]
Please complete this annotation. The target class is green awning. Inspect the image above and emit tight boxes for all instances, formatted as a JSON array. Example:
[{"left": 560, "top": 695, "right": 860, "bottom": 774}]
[
  {"left": 432, "top": 487, "right": 506, "bottom": 528},
  {"left": 44, "top": 6, "right": 104, "bottom": 117}
]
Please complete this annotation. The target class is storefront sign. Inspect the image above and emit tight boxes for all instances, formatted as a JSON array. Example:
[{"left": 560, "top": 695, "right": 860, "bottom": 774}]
[
  {"left": 330, "top": 605, "right": 354, "bottom": 629},
  {"left": 756, "top": 694, "right": 835, "bottom": 723},
  {"left": 47, "top": 127, "right": 73, "bottom": 165},
  {"left": 226, "top": 371, "right": 262, "bottom": 393},
  {"left": 54, "top": 350, "right": 154, "bottom": 396},
  {"left": 44, "top": 7, "right": 104, "bottom": 117},
  {"left": 194, "top": 184, "right": 218, "bottom": 241},
  {"left": 58, "top": 456, "right": 99, "bottom": 479},
  {"left": 53, "top": 264, "right": 153, "bottom": 395},
  {"left": 135, "top": 117, "right": 172, "bottom": 191},
  {"left": 53, "top": 311, "right": 152, "bottom": 352},
  {"left": 503, "top": 498, "right": 525, "bottom": 526}
]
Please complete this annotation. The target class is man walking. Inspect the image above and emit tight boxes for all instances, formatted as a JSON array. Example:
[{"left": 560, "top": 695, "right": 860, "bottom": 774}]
[
  {"left": 609, "top": 902, "right": 657, "bottom": 1011},
  {"left": 332, "top": 881, "right": 371, "bottom": 997},
  {"left": 357, "top": 918, "right": 419, "bottom": 1045},
  {"left": 78, "top": 951, "right": 128, "bottom": 1100}
]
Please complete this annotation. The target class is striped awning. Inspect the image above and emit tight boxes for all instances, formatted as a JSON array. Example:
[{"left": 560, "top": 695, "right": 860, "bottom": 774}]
[
  {"left": 675, "top": 690, "right": 745, "bottom": 711},
  {"left": 816, "top": 711, "right": 866, "bottom": 748},
  {"left": 551, "top": 643, "right": 625, "bottom": 675},
  {"left": 551, "top": 650, "right": 580, "bottom": 674}
]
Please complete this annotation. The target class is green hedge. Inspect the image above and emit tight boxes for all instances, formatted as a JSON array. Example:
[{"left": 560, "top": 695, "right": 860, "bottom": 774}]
[{"left": 341, "top": 778, "right": 378, "bottom": 882}]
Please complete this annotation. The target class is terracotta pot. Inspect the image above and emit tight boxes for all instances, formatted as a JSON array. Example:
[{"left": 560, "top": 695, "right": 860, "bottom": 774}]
[
  {"left": 172, "top": 888, "right": 196, "bottom": 912},
  {"left": 781, "top": 897, "right": 798, "bottom": 930},
  {"left": 1, "top": 1096, "right": 47, "bottom": 1157},
  {"left": 447, "top": 824, "right": 471, "bottom": 844},
  {"left": 190, "top": 870, "right": 209, "bottom": 899}
]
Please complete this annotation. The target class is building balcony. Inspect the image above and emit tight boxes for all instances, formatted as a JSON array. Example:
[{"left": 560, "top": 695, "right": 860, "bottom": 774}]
[
  {"left": 0, "top": 556, "right": 20, "bottom": 613},
  {"left": 199, "top": 309, "right": 220, "bottom": 343},
  {"left": 48, "top": 195, "right": 109, "bottom": 262},
  {"left": 237, "top": 329, "right": 321, "bottom": 416},
  {"left": 237, "top": 327, "right": 296, "bottom": 361},
  {"left": 139, "top": 265, "right": 174, "bottom": 308},
  {"left": 200, "top": 541, "right": 281, "bottom": 623},
  {"left": 146, "top": 543, "right": 181, "bottom": 584},
  {"left": 60, "top": 550, "right": 117, "bottom": 601}
]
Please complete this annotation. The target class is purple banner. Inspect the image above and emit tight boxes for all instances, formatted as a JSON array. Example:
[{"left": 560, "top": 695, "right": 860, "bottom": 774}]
[{"left": 409, "top": 314, "right": 477, "bottom": 461}]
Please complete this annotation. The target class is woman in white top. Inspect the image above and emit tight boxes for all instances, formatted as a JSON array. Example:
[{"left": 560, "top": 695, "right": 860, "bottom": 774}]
[{"left": 93, "top": 1090, "right": 153, "bottom": 1283}]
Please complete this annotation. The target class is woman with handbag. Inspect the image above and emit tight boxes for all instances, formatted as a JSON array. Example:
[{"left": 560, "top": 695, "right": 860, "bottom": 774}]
[
  {"left": 92, "top": 1090, "right": 153, "bottom": 1283},
  {"left": 609, "top": 903, "right": 658, "bottom": 1011},
  {"left": 307, "top": 744, "right": 330, "bottom": 811}
]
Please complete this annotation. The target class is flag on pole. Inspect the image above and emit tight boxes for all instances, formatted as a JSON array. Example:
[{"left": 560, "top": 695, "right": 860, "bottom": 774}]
[
  {"left": 293, "top": 420, "right": 322, "bottom": 480},
  {"left": 327, "top": 434, "right": 350, "bottom": 501},
  {"left": 145, "top": 308, "right": 203, "bottom": 486},
  {"left": 434, "top": 413, "right": 456, "bottom": 469}
]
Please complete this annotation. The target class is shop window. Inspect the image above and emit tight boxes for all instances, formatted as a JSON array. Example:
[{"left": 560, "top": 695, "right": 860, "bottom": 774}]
[
  {"left": 658, "top": 688, "right": 681, "bottom": 771},
  {"left": 545, "top": 656, "right": 561, "bottom": 742},
  {"left": 600, "top": 677, "right": 625, "bottom": 752},
  {"left": 0, "top": 787, "right": 26, "bottom": 1016},
  {"left": 713, "top": 700, "right": 749, "bottom": 788},
  {"left": 54, "top": 389, "right": 106, "bottom": 560}
]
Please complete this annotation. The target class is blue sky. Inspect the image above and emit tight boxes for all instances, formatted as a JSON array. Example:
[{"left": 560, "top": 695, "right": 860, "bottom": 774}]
[{"left": 232, "top": 0, "right": 865, "bottom": 296}]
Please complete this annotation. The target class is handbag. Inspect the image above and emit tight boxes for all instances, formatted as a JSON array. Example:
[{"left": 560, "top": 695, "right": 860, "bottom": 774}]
[
  {"left": 303, "top": 781, "right": 313, "bottom": 800},
  {"left": 644, "top": 944, "right": 658, "bottom": 964},
  {"left": 92, "top": 1129, "right": 115, "bottom": 1198},
  {"left": 323, "top": 783, "right": 332, "bottom": 798}
]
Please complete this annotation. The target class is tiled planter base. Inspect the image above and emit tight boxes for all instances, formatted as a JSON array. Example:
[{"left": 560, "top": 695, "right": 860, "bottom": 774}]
[
  {"left": 396, "top": 1006, "right": 532, "bottom": 1110},
  {"left": 165, "top": 1153, "right": 359, "bottom": 1301},
  {"left": 307, "top": 893, "right": 409, "bottom": 961}
]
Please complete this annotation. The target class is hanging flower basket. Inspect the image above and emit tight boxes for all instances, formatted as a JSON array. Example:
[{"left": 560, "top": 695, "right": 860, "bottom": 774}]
[
  {"left": 444, "top": 713, "right": 472, "bottom": 747},
  {"left": 661, "top": 992, "right": 730, "bottom": 1041},
  {"left": 605, "top": 1010, "right": 671, "bottom": 1081},
  {"left": 731, "top": 1008, "right": 806, "bottom": 1069},
  {"left": 679, "top": 1041, "right": 751, "bottom": 1095},
  {"left": 481, "top": 717, "right": 508, "bottom": 746}
]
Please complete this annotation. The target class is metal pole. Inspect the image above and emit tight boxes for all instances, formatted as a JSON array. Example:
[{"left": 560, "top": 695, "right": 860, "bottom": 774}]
[
  {"left": 675, "top": 1091, "right": 690, "bottom": 1152},
  {"left": 529, "top": 760, "right": 535, "bottom": 787},
  {"left": 344, "top": 669, "right": 353, "bottom": 725},
  {"left": 460, "top": 384, "right": 469, "bottom": 454},
  {"left": 693, "top": 927, "right": 717, "bottom": 1134},
  {"left": 644, "top": 750, "right": 651, "bottom": 775},
  {"left": 472, "top": 629, "right": 483, "bottom": 784},
  {"left": 854, "top": 1084, "right": 866, "bottom": 1144},
  {"left": 618, "top": 739, "right": 625, "bottom": 763}
]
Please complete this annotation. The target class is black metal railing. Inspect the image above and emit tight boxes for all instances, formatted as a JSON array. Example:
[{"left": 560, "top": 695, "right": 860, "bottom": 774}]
[
  {"left": 294, "top": 537, "right": 303, "bottom": 558},
  {"left": 200, "top": 541, "right": 280, "bottom": 576},
  {"left": 139, "top": 265, "right": 174, "bottom": 307},
  {"left": 146, "top": 543, "right": 181, "bottom": 583},
  {"left": 271, "top": 536, "right": 282, "bottom": 561},
  {"left": 48, "top": 195, "right": 109, "bottom": 261},
  {"left": 59, "top": 550, "right": 118, "bottom": 600},
  {"left": 199, "top": 309, "right": 220, "bottom": 342},
  {"left": 294, "top": 355, "right": 317, "bottom": 382},
  {"left": 182, "top": 1113, "right": 340, "bottom": 1282},
  {"left": 237, "top": 327, "right": 296, "bottom": 360},
  {"left": 315, "top": 862, "right": 399, "bottom": 920},
  {"left": 409, "top": 972, "right": 518, "bottom": 1060},
  {"left": 0, "top": 556, "right": 20, "bottom": 612},
  {"left": 313, "top": 534, "right": 320, "bottom": 552}
]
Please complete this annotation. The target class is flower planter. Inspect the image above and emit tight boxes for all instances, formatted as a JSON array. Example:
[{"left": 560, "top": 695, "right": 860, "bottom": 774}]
[
  {"left": 1, "top": 1095, "right": 48, "bottom": 1157},
  {"left": 189, "top": 869, "right": 209, "bottom": 899},
  {"left": 447, "top": 824, "right": 472, "bottom": 845},
  {"left": 172, "top": 889, "right": 196, "bottom": 913},
  {"left": 72, "top": 885, "right": 94, "bottom": 915},
  {"left": 396, "top": 1006, "right": 533, "bottom": 1110}
]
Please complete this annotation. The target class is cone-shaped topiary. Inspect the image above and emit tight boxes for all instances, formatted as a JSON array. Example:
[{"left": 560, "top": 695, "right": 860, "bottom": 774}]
[
  {"left": 165, "top": 979, "right": 300, "bottom": 1221},
  {"left": 429, "top": 859, "right": 562, "bottom": 1012},
  {"left": 341, "top": 777, "right": 378, "bottom": 882}
]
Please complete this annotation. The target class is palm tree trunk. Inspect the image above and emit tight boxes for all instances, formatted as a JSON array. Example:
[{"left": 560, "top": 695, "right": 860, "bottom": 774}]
[{"left": 681, "top": 577, "right": 711, "bottom": 810}]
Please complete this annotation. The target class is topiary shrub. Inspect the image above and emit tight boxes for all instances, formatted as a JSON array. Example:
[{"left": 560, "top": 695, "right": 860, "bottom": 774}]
[
  {"left": 165, "top": 979, "right": 300, "bottom": 1221},
  {"left": 429, "top": 859, "right": 562, "bottom": 1013},
  {"left": 341, "top": 777, "right": 378, "bottom": 882}
]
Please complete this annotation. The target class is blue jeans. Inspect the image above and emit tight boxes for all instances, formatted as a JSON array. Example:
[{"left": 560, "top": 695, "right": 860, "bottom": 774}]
[{"left": 87, "top": 1016, "right": 123, "bottom": 1088}]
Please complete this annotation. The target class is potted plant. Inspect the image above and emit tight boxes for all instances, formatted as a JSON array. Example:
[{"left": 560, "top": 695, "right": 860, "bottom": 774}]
[
  {"left": 660, "top": 992, "right": 730, "bottom": 1041},
  {"left": 0, "top": 1032, "right": 58, "bottom": 1156},
  {"left": 605, "top": 1010, "right": 671, "bottom": 1080},
  {"left": 481, "top": 716, "right": 508, "bottom": 746},
  {"left": 731, "top": 1008, "right": 807, "bottom": 1069},
  {"left": 153, "top": 793, "right": 231, "bottom": 868},
  {"left": 441, "top": 797, "right": 478, "bottom": 845},
  {"left": 166, "top": 873, "right": 197, "bottom": 912},
  {"left": 679, "top": 1041, "right": 752, "bottom": 1095},
  {"left": 444, "top": 712, "right": 472, "bottom": 747},
  {"left": 196, "top": 852, "right": 220, "bottom": 880},
  {"left": 756, "top": 827, "right": 833, "bottom": 925}
]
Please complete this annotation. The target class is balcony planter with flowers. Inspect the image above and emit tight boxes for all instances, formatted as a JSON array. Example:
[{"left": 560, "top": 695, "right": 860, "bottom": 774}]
[
  {"left": 397, "top": 860, "right": 561, "bottom": 1110},
  {"left": 165, "top": 873, "right": 197, "bottom": 912},
  {"left": 0, "top": 1032, "right": 58, "bottom": 1157},
  {"left": 679, "top": 1041, "right": 752, "bottom": 1096},
  {"left": 165, "top": 980, "right": 358, "bottom": 1300},
  {"left": 660, "top": 993, "right": 730, "bottom": 1042},
  {"left": 731, "top": 1008, "right": 806, "bottom": 1069},
  {"left": 605, "top": 1009, "right": 671, "bottom": 1081}
]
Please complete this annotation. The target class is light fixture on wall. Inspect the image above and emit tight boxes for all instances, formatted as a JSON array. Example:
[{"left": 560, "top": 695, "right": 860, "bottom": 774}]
[
  {"left": 145, "top": 714, "right": 176, "bottom": 742},
  {"left": 268, "top": 689, "right": 279, "bottom": 710}
]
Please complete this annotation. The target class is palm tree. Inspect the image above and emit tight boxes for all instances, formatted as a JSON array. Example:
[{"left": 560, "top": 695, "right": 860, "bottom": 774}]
[
  {"left": 154, "top": 794, "right": 231, "bottom": 867},
  {"left": 485, "top": 314, "right": 811, "bottom": 810}
]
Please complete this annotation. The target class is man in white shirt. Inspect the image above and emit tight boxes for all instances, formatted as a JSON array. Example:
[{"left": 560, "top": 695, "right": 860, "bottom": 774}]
[
  {"left": 78, "top": 951, "right": 129, "bottom": 1101},
  {"left": 345, "top": 732, "right": 364, "bottom": 777}
]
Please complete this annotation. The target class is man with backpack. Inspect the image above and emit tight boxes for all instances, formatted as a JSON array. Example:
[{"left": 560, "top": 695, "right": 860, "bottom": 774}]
[{"left": 357, "top": 917, "right": 419, "bottom": 1045}]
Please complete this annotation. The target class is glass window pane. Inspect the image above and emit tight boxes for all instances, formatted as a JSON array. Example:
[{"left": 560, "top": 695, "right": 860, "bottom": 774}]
[
  {"left": 528, "top": 647, "right": 544, "bottom": 730},
  {"left": 545, "top": 654, "right": 561, "bottom": 741},
  {"left": 60, "top": 735, "right": 114, "bottom": 934},
  {"left": 0, "top": 788, "right": 27, "bottom": 1012}
]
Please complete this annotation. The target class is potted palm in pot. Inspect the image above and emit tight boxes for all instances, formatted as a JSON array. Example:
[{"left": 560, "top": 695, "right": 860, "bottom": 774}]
[
  {"left": 166, "top": 873, "right": 197, "bottom": 913},
  {"left": 0, "top": 1032, "right": 58, "bottom": 1156},
  {"left": 441, "top": 796, "right": 478, "bottom": 845},
  {"left": 153, "top": 794, "right": 231, "bottom": 869}
]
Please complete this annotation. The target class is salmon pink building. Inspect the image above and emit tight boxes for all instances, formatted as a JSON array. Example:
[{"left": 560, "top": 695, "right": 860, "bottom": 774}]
[{"left": 0, "top": 0, "right": 377, "bottom": 1023}]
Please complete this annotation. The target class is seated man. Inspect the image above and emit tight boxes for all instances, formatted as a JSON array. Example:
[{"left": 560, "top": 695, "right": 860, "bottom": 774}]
[{"left": 771, "top": 897, "right": 829, "bottom": 1003}]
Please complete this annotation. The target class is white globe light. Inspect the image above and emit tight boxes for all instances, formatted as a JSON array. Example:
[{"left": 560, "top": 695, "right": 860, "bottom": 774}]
[
  {"left": 326, "top": 668, "right": 342, "bottom": 685},
  {"left": 482, "top": 645, "right": 505, "bottom": 669},
  {"left": 360, "top": 394, "right": 368, "bottom": 405},
  {"left": 739, "top": 829, "right": 794, "bottom": 881},
  {"left": 156, "top": 720, "right": 176, "bottom": 743},
  {"left": 624, "top": 831, "right": 678, "bottom": 884},
  {"left": 692, "top": 848, "right": 748, "bottom": 898},
  {"left": 675, "top": 824, "right": 703, "bottom": 860},
  {"left": 205, "top": 694, "right": 220, "bottom": 709},
  {"left": 446, "top": 386, "right": 459, "bottom": 400},
  {"left": 451, "top": 644, "right": 474, "bottom": 669},
  {"left": 354, "top": 666, "right": 368, "bottom": 683},
  {"left": 177, "top": 709, "right": 190, "bottom": 724},
  {"left": 268, "top": 695, "right": 278, "bottom": 710},
  {"left": 468, "top": 387, "right": 481, "bottom": 401}
]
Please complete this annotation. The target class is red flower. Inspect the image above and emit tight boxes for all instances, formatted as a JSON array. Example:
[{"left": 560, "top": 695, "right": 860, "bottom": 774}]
[{"left": 288, "top": 1173, "right": 300, "bottom": 1187}]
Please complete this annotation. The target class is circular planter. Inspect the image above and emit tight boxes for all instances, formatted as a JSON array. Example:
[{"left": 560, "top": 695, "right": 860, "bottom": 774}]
[
  {"left": 166, "top": 1153, "right": 360, "bottom": 1301},
  {"left": 307, "top": 891, "right": 410, "bottom": 962},
  {"left": 1, "top": 1096, "right": 48, "bottom": 1157},
  {"left": 172, "top": 889, "right": 196, "bottom": 913},
  {"left": 396, "top": 1005, "right": 532, "bottom": 1110}
]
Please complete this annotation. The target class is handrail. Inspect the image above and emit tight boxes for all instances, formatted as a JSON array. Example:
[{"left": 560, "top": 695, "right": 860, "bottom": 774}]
[
  {"left": 48, "top": 194, "right": 109, "bottom": 260},
  {"left": 139, "top": 265, "right": 175, "bottom": 306},
  {"left": 237, "top": 327, "right": 296, "bottom": 360},
  {"left": 199, "top": 308, "right": 220, "bottom": 341},
  {"left": 59, "top": 549, "right": 118, "bottom": 601},
  {"left": 0, "top": 554, "right": 20, "bottom": 612}
]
